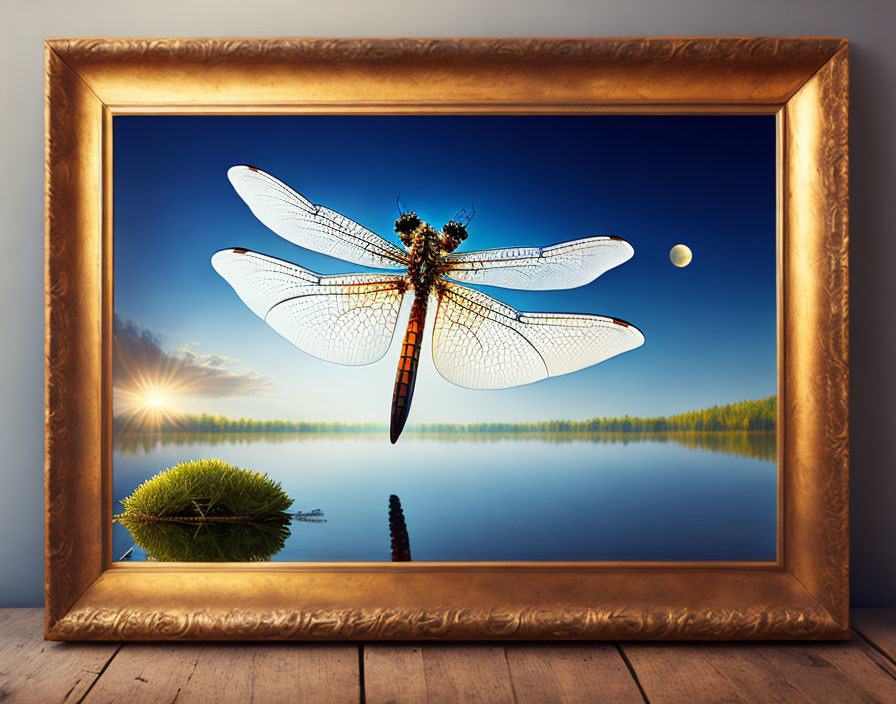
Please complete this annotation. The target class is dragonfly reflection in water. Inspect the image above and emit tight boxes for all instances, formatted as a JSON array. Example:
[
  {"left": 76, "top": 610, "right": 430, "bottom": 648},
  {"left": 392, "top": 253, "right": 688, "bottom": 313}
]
[{"left": 212, "top": 167, "right": 645, "bottom": 443}]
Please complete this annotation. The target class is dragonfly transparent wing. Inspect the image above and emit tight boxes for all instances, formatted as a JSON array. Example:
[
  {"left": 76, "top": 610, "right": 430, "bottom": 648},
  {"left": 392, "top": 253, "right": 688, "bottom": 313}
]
[
  {"left": 212, "top": 248, "right": 407, "bottom": 366},
  {"left": 432, "top": 282, "right": 644, "bottom": 389},
  {"left": 228, "top": 166, "right": 409, "bottom": 270},
  {"left": 443, "top": 236, "right": 634, "bottom": 290}
]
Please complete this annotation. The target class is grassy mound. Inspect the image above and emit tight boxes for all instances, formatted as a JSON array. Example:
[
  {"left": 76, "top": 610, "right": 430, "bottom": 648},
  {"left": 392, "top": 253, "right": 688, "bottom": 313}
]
[
  {"left": 116, "top": 459, "right": 293, "bottom": 561},
  {"left": 118, "top": 458, "right": 292, "bottom": 522}
]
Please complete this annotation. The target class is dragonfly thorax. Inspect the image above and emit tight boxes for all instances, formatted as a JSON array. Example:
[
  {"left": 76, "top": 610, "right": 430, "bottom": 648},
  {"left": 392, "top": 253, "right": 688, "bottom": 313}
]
[{"left": 403, "top": 224, "right": 442, "bottom": 290}]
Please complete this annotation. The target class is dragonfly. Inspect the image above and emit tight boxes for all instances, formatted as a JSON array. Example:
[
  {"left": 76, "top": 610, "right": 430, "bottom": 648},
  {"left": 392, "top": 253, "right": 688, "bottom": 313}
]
[{"left": 212, "top": 166, "right": 645, "bottom": 444}]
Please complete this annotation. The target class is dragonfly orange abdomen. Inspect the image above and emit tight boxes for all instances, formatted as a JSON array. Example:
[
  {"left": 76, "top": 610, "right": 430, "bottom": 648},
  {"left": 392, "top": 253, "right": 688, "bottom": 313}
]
[{"left": 390, "top": 293, "right": 428, "bottom": 443}]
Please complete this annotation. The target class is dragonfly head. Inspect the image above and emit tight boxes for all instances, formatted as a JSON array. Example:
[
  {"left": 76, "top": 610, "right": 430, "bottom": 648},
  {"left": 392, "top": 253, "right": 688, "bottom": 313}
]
[
  {"left": 439, "top": 220, "right": 469, "bottom": 254},
  {"left": 394, "top": 211, "right": 421, "bottom": 247}
]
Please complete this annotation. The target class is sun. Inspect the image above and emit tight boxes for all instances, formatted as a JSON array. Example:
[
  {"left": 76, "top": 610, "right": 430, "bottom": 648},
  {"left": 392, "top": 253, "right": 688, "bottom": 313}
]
[
  {"left": 113, "top": 336, "right": 195, "bottom": 435},
  {"left": 143, "top": 391, "right": 168, "bottom": 409},
  {"left": 115, "top": 380, "right": 186, "bottom": 435}
]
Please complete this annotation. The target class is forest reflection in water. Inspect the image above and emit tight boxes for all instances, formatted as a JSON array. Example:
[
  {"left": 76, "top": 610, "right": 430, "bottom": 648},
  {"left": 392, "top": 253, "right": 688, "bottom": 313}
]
[{"left": 114, "top": 429, "right": 776, "bottom": 462}]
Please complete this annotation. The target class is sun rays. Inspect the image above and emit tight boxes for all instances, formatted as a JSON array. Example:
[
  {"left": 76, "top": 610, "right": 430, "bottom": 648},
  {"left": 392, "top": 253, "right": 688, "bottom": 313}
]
[
  {"left": 112, "top": 322, "right": 198, "bottom": 434},
  {"left": 112, "top": 315, "right": 276, "bottom": 437},
  {"left": 113, "top": 367, "right": 189, "bottom": 435}
]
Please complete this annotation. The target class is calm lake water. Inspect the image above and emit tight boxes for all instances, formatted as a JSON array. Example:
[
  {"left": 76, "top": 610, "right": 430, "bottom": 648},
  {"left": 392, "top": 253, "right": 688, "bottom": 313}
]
[{"left": 112, "top": 432, "right": 777, "bottom": 562}]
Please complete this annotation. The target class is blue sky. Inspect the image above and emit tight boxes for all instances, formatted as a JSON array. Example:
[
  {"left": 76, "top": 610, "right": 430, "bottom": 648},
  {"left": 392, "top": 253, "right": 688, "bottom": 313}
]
[{"left": 113, "top": 114, "right": 776, "bottom": 423}]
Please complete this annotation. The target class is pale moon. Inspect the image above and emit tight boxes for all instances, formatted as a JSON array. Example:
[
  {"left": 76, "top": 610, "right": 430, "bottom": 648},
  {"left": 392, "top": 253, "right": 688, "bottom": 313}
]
[{"left": 670, "top": 244, "right": 692, "bottom": 268}]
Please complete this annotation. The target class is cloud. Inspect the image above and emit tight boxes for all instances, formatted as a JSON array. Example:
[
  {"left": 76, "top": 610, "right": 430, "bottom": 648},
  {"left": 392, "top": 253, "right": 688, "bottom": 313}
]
[{"left": 113, "top": 315, "right": 273, "bottom": 399}]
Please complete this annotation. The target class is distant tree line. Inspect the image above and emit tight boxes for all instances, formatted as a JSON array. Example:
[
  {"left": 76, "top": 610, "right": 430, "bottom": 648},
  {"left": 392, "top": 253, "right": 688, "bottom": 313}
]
[
  {"left": 113, "top": 414, "right": 384, "bottom": 435},
  {"left": 114, "top": 397, "right": 776, "bottom": 435},
  {"left": 413, "top": 396, "right": 775, "bottom": 434}
]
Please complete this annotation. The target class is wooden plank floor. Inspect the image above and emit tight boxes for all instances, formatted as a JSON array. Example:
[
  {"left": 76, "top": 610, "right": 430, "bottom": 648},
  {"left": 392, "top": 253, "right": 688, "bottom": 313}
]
[{"left": 0, "top": 610, "right": 894, "bottom": 703}]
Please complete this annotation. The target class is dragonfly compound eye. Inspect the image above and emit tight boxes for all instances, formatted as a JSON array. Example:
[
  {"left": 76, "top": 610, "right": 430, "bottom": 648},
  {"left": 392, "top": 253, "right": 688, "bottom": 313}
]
[
  {"left": 394, "top": 212, "right": 421, "bottom": 245},
  {"left": 440, "top": 220, "right": 468, "bottom": 253}
]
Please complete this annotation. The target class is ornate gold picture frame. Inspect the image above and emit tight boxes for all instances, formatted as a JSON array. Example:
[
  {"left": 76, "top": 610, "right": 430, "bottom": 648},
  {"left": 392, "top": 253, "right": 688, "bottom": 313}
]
[{"left": 45, "top": 37, "right": 848, "bottom": 640}]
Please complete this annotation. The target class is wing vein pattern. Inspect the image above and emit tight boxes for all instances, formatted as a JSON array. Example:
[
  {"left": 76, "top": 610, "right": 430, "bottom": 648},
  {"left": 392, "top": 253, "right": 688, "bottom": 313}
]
[
  {"left": 443, "top": 236, "right": 634, "bottom": 290},
  {"left": 432, "top": 282, "right": 644, "bottom": 389},
  {"left": 228, "top": 166, "right": 409, "bottom": 270},
  {"left": 212, "top": 248, "right": 406, "bottom": 366}
]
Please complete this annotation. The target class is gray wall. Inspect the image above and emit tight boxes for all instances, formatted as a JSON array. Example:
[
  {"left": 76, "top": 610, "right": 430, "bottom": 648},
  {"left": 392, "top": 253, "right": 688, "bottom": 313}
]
[{"left": 2, "top": 0, "right": 893, "bottom": 607}]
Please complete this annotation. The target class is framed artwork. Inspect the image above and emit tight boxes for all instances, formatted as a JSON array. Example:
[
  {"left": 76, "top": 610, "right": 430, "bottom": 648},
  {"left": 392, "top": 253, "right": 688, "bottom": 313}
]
[{"left": 44, "top": 37, "right": 849, "bottom": 640}]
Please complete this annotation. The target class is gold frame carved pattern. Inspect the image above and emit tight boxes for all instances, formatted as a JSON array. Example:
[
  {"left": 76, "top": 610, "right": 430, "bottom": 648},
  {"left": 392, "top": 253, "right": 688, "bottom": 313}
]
[{"left": 44, "top": 38, "right": 849, "bottom": 641}]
